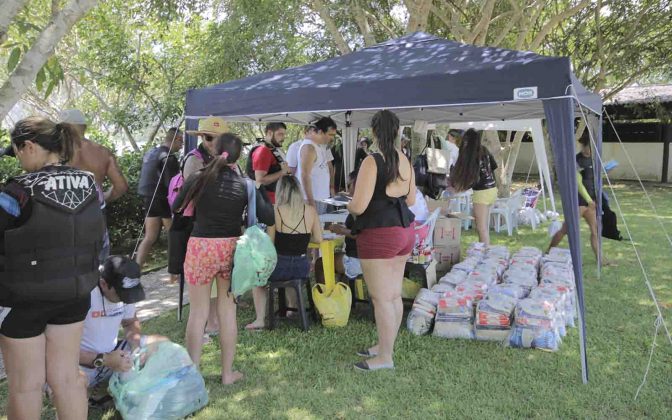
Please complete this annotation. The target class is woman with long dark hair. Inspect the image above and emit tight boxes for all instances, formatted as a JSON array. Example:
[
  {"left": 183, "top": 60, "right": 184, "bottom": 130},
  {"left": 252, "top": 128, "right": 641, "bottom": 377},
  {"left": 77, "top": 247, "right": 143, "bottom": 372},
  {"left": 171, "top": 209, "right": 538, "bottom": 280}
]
[
  {"left": 347, "top": 110, "right": 416, "bottom": 371},
  {"left": 450, "top": 128, "right": 498, "bottom": 245},
  {"left": 172, "top": 133, "right": 273, "bottom": 385},
  {"left": 246, "top": 175, "right": 322, "bottom": 329},
  {"left": 1, "top": 117, "right": 104, "bottom": 419}
]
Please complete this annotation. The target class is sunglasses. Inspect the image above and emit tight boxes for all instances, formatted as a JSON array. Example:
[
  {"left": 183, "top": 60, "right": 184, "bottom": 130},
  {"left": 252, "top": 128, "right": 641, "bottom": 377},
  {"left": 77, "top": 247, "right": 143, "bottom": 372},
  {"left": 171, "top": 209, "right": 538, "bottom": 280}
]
[{"left": 203, "top": 134, "right": 214, "bottom": 142}]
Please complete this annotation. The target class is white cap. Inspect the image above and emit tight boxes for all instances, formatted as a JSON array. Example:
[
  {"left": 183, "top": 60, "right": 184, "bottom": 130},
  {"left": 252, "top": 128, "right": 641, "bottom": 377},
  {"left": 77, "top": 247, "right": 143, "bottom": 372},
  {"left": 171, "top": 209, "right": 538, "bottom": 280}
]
[{"left": 58, "top": 109, "right": 87, "bottom": 125}]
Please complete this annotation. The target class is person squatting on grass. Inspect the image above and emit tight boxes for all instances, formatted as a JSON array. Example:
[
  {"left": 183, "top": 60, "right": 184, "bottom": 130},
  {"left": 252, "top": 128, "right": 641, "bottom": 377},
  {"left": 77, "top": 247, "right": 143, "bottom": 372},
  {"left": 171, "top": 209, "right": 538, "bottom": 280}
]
[
  {"left": 247, "top": 175, "right": 323, "bottom": 330},
  {"left": 79, "top": 255, "right": 167, "bottom": 408},
  {"left": 172, "top": 133, "right": 274, "bottom": 385},
  {"left": 347, "top": 110, "right": 417, "bottom": 371},
  {"left": 0, "top": 117, "right": 105, "bottom": 420}
]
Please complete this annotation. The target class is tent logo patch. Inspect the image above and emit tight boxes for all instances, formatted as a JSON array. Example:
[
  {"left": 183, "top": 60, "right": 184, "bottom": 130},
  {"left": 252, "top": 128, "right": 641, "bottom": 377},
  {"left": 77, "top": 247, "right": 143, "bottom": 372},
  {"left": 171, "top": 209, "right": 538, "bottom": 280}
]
[{"left": 514, "top": 87, "right": 538, "bottom": 100}]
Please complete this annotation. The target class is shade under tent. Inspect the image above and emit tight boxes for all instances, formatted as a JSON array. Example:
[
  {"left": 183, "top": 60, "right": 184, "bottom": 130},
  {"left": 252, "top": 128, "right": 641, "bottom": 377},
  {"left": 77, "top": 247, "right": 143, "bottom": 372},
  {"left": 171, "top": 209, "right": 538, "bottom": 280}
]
[{"left": 184, "top": 32, "right": 603, "bottom": 383}]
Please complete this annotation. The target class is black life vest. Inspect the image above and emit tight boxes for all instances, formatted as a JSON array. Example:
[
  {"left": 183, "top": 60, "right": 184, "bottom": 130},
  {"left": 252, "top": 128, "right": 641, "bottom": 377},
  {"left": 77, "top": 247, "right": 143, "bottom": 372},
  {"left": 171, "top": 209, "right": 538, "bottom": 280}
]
[
  {"left": 1, "top": 166, "right": 104, "bottom": 303},
  {"left": 138, "top": 146, "right": 170, "bottom": 197},
  {"left": 245, "top": 142, "right": 284, "bottom": 192}
]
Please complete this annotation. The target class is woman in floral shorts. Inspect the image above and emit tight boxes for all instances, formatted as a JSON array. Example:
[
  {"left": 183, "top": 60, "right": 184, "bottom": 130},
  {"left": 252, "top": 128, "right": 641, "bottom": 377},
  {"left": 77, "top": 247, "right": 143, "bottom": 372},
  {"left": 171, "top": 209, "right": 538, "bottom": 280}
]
[{"left": 173, "top": 132, "right": 273, "bottom": 385}]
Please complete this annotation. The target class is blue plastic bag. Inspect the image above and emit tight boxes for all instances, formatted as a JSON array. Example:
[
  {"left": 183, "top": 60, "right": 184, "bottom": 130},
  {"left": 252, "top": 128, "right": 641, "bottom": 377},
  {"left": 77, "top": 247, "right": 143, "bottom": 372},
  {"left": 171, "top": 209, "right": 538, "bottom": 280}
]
[{"left": 108, "top": 341, "right": 208, "bottom": 419}]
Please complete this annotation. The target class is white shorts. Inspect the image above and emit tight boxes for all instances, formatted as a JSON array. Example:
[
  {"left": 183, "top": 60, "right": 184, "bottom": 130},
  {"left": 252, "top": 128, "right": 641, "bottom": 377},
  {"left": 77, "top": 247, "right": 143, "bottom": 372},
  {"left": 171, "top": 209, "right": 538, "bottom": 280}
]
[{"left": 344, "top": 255, "right": 363, "bottom": 279}]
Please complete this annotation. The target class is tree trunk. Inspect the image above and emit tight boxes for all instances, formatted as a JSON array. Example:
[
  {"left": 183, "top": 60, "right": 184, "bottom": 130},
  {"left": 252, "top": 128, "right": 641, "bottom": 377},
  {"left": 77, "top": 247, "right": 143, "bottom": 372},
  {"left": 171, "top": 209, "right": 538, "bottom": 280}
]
[
  {"left": 0, "top": 0, "right": 100, "bottom": 121},
  {"left": 143, "top": 117, "right": 167, "bottom": 152},
  {"left": 351, "top": 0, "right": 376, "bottom": 46},
  {"left": 405, "top": 0, "right": 433, "bottom": 34},
  {"left": 311, "top": 0, "right": 352, "bottom": 55},
  {"left": 504, "top": 131, "right": 526, "bottom": 187},
  {"left": 0, "top": 0, "right": 31, "bottom": 43}
]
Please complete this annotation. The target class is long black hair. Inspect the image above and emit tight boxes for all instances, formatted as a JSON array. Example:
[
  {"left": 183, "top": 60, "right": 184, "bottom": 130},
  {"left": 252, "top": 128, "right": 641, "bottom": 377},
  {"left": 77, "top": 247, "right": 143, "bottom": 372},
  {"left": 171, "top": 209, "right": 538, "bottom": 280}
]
[
  {"left": 371, "top": 110, "right": 403, "bottom": 185},
  {"left": 179, "top": 133, "right": 243, "bottom": 210},
  {"left": 451, "top": 128, "right": 487, "bottom": 192},
  {"left": 11, "top": 116, "right": 79, "bottom": 163}
]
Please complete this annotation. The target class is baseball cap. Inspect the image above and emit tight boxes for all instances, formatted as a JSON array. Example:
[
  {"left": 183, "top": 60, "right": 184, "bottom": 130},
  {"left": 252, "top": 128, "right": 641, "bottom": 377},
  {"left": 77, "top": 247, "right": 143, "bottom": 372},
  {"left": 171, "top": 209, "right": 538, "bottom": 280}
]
[
  {"left": 186, "top": 116, "right": 229, "bottom": 136},
  {"left": 58, "top": 109, "right": 87, "bottom": 125},
  {"left": 100, "top": 255, "right": 145, "bottom": 304}
]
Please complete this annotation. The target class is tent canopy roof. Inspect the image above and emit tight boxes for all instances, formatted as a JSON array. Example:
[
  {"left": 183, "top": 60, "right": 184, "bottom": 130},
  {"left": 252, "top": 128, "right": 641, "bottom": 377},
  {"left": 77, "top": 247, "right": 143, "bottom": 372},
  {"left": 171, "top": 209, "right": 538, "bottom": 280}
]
[{"left": 186, "top": 32, "right": 601, "bottom": 127}]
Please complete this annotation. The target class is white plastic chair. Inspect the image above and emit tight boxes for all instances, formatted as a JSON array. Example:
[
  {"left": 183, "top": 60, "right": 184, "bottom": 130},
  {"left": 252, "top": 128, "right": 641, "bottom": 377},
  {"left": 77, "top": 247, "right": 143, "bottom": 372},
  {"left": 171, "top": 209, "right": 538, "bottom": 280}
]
[
  {"left": 489, "top": 189, "right": 525, "bottom": 236},
  {"left": 414, "top": 208, "right": 441, "bottom": 248}
]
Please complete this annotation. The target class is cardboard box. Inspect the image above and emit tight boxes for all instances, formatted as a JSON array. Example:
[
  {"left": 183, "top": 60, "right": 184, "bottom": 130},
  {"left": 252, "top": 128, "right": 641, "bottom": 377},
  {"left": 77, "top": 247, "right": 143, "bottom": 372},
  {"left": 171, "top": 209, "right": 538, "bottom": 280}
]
[
  {"left": 433, "top": 244, "right": 461, "bottom": 276},
  {"left": 405, "top": 259, "right": 438, "bottom": 289},
  {"left": 433, "top": 216, "right": 462, "bottom": 274}
]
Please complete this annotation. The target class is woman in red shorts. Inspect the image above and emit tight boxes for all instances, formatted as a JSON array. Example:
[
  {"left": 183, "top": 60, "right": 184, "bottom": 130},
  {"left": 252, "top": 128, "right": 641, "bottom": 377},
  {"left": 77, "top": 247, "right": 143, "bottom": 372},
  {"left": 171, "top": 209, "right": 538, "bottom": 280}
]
[
  {"left": 347, "top": 110, "right": 416, "bottom": 371},
  {"left": 172, "top": 133, "right": 273, "bottom": 385}
]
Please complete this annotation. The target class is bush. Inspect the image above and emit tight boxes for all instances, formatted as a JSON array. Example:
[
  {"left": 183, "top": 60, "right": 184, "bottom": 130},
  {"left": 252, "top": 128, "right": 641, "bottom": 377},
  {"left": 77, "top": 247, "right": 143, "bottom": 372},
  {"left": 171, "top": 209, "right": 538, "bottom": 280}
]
[{"left": 106, "top": 151, "right": 145, "bottom": 251}]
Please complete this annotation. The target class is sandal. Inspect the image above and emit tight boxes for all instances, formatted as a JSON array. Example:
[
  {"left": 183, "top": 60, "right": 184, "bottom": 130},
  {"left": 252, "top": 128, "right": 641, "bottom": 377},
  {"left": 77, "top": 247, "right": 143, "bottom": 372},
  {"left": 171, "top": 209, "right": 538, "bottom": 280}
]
[
  {"left": 356, "top": 348, "right": 378, "bottom": 357},
  {"left": 354, "top": 360, "right": 394, "bottom": 372}
]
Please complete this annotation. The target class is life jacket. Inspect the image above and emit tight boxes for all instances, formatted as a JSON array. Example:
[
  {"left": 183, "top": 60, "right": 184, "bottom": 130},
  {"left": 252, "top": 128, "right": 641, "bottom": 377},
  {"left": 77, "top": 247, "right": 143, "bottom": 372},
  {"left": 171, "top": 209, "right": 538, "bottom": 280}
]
[
  {"left": 137, "top": 146, "right": 170, "bottom": 197},
  {"left": 245, "top": 142, "right": 284, "bottom": 192},
  {"left": 167, "top": 149, "right": 203, "bottom": 217},
  {"left": 1, "top": 166, "right": 104, "bottom": 303}
]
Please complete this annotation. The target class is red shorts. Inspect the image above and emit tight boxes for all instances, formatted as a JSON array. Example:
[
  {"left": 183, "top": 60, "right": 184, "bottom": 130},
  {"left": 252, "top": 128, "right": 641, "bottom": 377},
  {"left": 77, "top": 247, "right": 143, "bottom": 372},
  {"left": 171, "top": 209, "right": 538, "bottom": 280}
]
[
  {"left": 356, "top": 225, "right": 415, "bottom": 259},
  {"left": 184, "top": 237, "right": 238, "bottom": 286}
]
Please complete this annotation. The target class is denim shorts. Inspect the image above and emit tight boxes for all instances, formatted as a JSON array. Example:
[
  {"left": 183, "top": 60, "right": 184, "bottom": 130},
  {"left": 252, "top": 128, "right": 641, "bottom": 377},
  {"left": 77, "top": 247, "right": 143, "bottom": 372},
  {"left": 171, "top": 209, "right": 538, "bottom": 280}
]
[{"left": 269, "top": 255, "right": 310, "bottom": 282}]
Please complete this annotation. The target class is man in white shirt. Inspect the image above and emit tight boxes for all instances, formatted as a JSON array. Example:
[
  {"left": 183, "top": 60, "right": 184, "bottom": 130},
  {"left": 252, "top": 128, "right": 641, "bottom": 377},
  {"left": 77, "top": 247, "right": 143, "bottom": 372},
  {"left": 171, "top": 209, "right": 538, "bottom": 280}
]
[
  {"left": 286, "top": 126, "right": 313, "bottom": 174},
  {"left": 296, "top": 117, "right": 338, "bottom": 213},
  {"left": 79, "top": 256, "right": 164, "bottom": 404}
]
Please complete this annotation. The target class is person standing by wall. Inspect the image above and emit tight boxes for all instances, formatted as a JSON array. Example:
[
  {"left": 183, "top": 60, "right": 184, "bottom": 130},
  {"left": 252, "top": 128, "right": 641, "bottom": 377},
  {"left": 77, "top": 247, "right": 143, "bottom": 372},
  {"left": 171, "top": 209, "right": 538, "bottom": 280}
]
[
  {"left": 135, "top": 128, "right": 183, "bottom": 273},
  {"left": 347, "top": 110, "right": 416, "bottom": 371}
]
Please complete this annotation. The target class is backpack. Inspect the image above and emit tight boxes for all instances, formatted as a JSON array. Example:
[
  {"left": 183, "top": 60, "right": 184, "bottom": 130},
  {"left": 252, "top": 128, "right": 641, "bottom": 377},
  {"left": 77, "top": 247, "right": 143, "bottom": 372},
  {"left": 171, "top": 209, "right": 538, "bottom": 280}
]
[
  {"left": 231, "top": 180, "right": 277, "bottom": 299},
  {"left": 245, "top": 143, "right": 286, "bottom": 193},
  {"left": 167, "top": 149, "right": 203, "bottom": 217}
]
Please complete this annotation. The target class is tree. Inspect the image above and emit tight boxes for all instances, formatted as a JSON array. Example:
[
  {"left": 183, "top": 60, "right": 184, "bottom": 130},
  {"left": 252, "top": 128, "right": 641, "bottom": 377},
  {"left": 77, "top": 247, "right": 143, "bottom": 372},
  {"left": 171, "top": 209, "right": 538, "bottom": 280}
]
[{"left": 0, "top": 0, "right": 100, "bottom": 121}]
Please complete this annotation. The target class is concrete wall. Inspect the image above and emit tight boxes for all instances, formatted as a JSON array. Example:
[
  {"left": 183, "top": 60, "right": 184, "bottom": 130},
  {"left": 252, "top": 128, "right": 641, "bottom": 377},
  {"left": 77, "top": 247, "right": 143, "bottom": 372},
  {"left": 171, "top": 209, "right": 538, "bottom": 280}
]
[{"left": 514, "top": 142, "right": 672, "bottom": 182}]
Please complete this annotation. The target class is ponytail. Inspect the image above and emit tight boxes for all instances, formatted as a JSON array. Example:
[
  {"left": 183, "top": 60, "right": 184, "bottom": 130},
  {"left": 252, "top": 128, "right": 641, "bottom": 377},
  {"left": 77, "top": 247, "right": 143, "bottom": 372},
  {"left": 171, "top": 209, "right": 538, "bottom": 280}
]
[
  {"left": 10, "top": 116, "right": 81, "bottom": 163},
  {"left": 371, "top": 110, "right": 402, "bottom": 185},
  {"left": 179, "top": 133, "right": 243, "bottom": 211}
]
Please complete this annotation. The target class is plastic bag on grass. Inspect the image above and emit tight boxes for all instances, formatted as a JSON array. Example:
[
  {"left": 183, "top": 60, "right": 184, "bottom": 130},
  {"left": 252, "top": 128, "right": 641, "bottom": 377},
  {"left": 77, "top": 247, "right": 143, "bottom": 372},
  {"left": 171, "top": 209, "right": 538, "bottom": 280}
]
[{"left": 108, "top": 341, "right": 208, "bottom": 420}]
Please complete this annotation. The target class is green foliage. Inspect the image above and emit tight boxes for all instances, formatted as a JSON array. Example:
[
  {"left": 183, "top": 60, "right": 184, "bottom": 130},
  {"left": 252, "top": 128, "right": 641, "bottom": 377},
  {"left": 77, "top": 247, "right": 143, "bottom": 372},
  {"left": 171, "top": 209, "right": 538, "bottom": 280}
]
[{"left": 105, "top": 151, "right": 145, "bottom": 250}]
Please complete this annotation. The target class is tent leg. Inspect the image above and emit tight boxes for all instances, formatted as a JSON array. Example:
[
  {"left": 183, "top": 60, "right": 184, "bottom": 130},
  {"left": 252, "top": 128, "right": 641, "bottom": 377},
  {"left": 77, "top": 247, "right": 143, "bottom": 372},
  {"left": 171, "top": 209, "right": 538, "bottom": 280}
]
[{"left": 178, "top": 273, "right": 185, "bottom": 322}]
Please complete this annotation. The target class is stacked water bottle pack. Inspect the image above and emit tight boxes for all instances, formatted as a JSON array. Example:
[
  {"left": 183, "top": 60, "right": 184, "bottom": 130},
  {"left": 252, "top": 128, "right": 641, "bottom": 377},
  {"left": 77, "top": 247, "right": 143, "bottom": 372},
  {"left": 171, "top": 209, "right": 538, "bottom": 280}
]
[
  {"left": 406, "top": 288, "right": 441, "bottom": 336},
  {"left": 407, "top": 243, "right": 577, "bottom": 352}
]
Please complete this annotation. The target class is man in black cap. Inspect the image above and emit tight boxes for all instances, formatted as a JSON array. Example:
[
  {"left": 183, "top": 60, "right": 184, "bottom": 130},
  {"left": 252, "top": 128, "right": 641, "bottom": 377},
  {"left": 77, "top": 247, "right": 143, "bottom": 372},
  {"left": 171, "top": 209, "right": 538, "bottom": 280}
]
[{"left": 78, "top": 256, "right": 163, "bottom": 401}]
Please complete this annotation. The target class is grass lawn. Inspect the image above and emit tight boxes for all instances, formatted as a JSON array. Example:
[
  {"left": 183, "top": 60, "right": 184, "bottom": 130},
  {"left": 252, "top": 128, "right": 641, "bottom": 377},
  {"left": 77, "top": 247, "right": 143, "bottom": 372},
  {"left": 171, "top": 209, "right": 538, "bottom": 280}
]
[{"left": 2, "top": 182, "right": 671, "bottom": 419}]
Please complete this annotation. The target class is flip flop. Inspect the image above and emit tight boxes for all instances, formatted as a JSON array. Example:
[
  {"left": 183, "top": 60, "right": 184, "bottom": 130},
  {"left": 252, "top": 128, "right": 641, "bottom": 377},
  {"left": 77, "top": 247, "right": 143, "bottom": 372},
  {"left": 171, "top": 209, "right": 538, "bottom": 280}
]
[
  {"left": 354, "top": 360, "right": 394, "bottom": 372},
  {"left": 356, "top": 348, "right": 378, "bottom": 357},
  {"left": 244, "top": 323, "right": 265, "bottom": 331}
]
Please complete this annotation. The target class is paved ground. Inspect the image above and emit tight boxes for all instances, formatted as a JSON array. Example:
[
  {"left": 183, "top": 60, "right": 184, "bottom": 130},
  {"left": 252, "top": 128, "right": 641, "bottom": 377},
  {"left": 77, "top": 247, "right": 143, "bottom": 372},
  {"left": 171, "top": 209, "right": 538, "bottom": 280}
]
[{"left": 0, "top": 268, "right": 184, "bottom": 380}]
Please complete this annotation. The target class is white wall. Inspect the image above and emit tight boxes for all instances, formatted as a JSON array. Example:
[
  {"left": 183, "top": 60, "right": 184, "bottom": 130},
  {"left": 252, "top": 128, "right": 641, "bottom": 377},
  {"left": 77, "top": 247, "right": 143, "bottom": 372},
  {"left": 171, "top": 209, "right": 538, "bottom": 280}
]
[{"left": 514, "top": 142, "right": 672, "bottom": 182}]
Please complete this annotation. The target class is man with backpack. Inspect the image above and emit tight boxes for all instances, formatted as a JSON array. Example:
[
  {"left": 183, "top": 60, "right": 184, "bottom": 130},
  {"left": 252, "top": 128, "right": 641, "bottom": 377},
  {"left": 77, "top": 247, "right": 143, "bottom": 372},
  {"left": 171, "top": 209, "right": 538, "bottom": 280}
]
[
  {"left": 247, "top": 122, "right": 291, "bottom": 204},
  {"left": 135, "top": 128, "right": 182, "bottom": 274}
]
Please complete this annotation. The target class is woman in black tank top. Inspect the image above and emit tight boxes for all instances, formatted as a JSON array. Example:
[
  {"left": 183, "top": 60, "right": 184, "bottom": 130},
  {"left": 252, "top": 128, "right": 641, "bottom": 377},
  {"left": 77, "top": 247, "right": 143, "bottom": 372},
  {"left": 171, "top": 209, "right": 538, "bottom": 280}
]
[
  {"left": 347, "top": 110, "right": 417, "bottom": 372},
  {"left": 247, "top": 175, "right": 322, "bottom": 330}
]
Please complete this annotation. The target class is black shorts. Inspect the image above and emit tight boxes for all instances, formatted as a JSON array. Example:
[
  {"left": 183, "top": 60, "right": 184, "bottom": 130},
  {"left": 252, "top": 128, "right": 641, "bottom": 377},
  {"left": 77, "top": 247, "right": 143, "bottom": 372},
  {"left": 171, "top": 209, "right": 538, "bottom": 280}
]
[
  {"left": 0, "top": 295, "right": 91, "bottom": 339},
  {"left": 143, "top": 195, "right": 172, "bottom": 219},
  {"left": 578, "top": 192, "right": 596, "bottom": 208}
]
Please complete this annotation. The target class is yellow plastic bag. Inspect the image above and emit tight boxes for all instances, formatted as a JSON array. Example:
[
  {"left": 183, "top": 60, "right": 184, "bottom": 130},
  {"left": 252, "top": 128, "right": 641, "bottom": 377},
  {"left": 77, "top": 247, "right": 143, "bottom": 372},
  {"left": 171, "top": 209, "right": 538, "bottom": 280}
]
[
  {"left": 312, "top": 282, "right": 352, "bottom": 327},
  {"left": 401, "top": 277, "right": 422, "bottom": 300}
]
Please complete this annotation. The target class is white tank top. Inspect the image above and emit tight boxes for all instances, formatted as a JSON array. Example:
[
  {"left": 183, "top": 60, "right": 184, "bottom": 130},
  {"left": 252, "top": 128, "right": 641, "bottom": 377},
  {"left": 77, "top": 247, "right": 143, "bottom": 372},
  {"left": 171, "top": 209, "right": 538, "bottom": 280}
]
[{"left": 296, "top": 139, "right": 330, "bottom": 200}]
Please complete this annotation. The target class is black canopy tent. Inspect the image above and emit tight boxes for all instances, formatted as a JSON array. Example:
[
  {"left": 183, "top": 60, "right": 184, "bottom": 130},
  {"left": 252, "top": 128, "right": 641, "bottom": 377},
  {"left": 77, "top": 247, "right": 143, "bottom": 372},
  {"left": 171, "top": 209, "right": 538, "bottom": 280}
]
[{"left": 184, "top": 32, "right": 603, "bottom": 383}]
